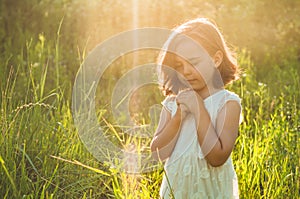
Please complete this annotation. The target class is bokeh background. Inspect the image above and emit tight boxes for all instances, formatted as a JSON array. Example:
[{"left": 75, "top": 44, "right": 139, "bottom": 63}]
[{"left": 0, "top": 0, "right": 299, "bottom": 198}]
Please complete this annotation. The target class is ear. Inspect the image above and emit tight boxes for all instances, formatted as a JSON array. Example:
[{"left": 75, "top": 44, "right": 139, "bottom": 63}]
[{"left": 213, "top": 50, "right": 223, "bottom": 68}]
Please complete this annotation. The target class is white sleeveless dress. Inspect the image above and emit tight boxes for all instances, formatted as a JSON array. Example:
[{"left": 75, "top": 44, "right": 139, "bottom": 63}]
[{"left": 159, "top": 89, "right": 241, "bottom": 199}]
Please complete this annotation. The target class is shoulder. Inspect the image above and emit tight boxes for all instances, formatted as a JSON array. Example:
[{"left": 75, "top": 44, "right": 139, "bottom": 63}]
[
  {"left": 208, "top": 90, "right": 241, "bottom": 111},
  {"left": 224, "top": 90, "right": 241, "bottom": 102},
  {"left": 219, "top": 90, "right": 242, "bottom": 108},
  {"left": 219, "top": 90, "right": 243, "bottom": 123}
]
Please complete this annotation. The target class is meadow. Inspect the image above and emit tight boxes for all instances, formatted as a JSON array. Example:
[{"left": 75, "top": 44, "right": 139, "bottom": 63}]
[{"left": 0, "top": 0, "right": 299, "bottom": 198}]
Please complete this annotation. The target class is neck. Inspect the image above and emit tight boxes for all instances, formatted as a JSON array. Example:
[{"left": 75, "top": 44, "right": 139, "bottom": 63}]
[{"left": 196, "top": 86, "right": 223, "bottom": 99}]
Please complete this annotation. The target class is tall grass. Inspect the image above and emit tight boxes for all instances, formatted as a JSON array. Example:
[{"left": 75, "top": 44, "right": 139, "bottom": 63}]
[
  {"left": 230, "top": 51, "right": 300, "bottom": 198},
  {"left": 0, "top": 30, "right": 110, "bottom": 198},
  {"left": 0, "top": 9, "right": 299, "bottom": 199},
  {"left": 1, "top": 32, "right": 299, "bottom": 198}
]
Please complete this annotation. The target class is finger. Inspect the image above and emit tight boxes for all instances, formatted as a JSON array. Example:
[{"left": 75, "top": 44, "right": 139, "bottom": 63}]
[
  {"left": 177, "top": 90, "right": 190, "bottom": 98},
  {"left": 178, "top": 91, "right": 195, "bottom": 101},
  {"left": 176, "top": 95, "right": 190, "bottom": 105},
  {"left": 179, "top": 104, "right": 190, "bottom": 113},
  {"left": 176, "top": 97, "right": 186, "bottom": 105},
  {"left": 178, "top": 88, "right": 193, "bottom": 95},
  {"left": 179, "top": 105, "right": 188, "bottom": 118},
  {"left": 177, "top": 92, "right": 190, "bottom": 99}
]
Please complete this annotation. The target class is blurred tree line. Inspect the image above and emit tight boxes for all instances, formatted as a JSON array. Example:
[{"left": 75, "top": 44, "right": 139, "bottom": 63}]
[{"left": 0, "top": 0, "right": 299, "bottom": 98}]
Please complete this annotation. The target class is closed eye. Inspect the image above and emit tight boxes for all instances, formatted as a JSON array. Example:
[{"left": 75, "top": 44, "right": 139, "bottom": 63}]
[
  {"left": 188, "top": 58, "right": 201, "bottom": 66},
  {"left": 191, "top": 62, "right": 198, "bottom": 66},
  {"left": 174, "top": 61, "right": 183, "bottom": 69}
]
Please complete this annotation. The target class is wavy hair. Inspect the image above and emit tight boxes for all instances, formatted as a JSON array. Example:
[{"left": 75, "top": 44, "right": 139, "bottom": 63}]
[{"left": 158, "top": 18, "right": 240, "bottom": 96}]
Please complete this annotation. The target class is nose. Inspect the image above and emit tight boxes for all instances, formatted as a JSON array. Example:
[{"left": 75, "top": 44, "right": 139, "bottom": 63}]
[{"left": 182, "top": 62, "right": 193, "bottom": 76}]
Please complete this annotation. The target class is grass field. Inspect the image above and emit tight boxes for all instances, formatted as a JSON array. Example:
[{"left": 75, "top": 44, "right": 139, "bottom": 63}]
[{"left": 0, "top": 1, "right": 300, "bottom": 198}]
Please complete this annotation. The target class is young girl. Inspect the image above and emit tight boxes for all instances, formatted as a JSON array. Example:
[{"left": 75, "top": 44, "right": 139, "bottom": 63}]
[{"left": 150, "top": 18, "right": 242, "bottom": 198}]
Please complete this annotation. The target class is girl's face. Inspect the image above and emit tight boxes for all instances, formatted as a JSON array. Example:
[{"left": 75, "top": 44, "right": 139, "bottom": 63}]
[{"left": 173, "top": 36, "right": 217, "bottom": 94}]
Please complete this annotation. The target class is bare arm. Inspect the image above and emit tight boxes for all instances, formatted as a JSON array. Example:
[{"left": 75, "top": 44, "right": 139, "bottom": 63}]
[
  {"left": 176, "top": 91, "right": 241, "bottom": 167},
  {"left": 195, "top": 100, "right": 241, "bottom": 167},
  {"left": 150, "top": 106, "right": 183, "bottom": 161}
]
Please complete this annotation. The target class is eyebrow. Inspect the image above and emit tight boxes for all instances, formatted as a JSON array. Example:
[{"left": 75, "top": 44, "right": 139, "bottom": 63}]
[
  {"left": 188, "top": 57, "right": 201, "bottom": 62},
  {"left": 175, "top": 56, "right": 201, "bottom": 62},
  {"left": 186, "top": 57, "right": 202, "bottom": 64}
]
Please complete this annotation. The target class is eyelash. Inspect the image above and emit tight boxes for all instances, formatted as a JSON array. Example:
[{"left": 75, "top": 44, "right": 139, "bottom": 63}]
[
  {"left": 190, "top": 59, "right": 201, "bottom": 66},
  {"left": 174, "top": 62, "right": 183, "bottom": 68},
  {"left": 174, "top": 60, "right": 199, "bottom": 68}
]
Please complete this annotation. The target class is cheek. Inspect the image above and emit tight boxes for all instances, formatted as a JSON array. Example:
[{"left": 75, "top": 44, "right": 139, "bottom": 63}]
[{"left": 195, "top": 60, "right": 216, "bottom": 82}]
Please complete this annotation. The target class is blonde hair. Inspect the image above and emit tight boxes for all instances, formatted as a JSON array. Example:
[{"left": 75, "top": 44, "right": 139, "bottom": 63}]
[{"left": 158, "top": 18, "right": 239, "bottom": 95}]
